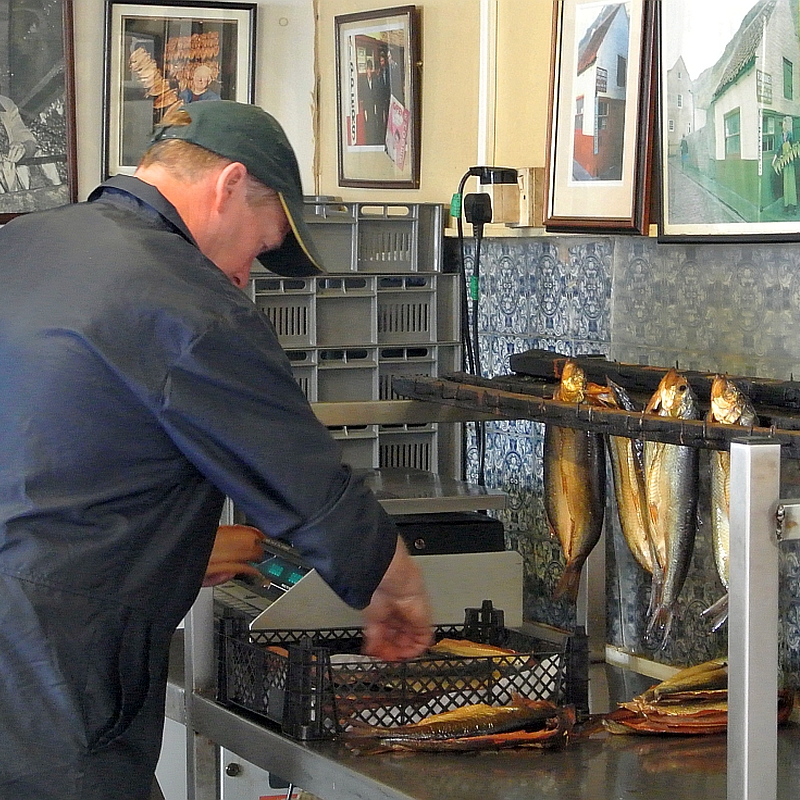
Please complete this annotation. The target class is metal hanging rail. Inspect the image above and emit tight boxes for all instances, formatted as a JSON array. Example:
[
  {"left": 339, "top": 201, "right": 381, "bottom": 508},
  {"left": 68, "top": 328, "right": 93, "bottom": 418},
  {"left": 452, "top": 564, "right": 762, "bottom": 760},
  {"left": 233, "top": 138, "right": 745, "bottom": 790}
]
[{"left": 394, "top": 359, "right": 800, "bottom": 800}]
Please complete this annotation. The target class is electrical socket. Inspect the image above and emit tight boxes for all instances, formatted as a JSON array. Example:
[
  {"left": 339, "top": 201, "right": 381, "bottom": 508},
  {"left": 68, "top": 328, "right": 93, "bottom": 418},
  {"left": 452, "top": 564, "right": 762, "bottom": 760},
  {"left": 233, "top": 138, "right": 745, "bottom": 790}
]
[{"left": 513, "top": 167, "right": 545, "bottom": 228}]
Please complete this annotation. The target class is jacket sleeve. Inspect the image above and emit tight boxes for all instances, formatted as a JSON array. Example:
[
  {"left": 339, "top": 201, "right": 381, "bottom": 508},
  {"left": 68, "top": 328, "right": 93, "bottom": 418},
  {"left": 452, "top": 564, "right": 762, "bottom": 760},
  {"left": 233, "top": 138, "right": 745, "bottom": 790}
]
[{"left": 156, "top": 304, "right": 396, "bottom": 610}]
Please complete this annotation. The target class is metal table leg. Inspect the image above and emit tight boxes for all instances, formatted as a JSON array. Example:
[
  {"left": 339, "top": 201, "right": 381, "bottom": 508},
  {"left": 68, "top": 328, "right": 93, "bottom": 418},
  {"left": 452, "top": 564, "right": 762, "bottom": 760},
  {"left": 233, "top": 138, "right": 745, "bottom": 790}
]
[{"left": 728, "top": 439, "right": 780, "bottom": 800}]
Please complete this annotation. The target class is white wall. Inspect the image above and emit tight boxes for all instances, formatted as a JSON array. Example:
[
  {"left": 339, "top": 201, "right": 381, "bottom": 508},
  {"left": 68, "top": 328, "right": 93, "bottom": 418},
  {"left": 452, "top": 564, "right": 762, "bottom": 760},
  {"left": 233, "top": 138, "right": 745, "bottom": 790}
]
[{"left": 71, "top": 1, "right": 554, "bottom": 204}]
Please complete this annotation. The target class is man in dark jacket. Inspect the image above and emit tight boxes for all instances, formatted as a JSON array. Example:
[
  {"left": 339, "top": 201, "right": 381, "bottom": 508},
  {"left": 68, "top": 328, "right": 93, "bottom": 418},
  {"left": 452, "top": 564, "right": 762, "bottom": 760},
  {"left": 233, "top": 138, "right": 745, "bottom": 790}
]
[{"left": 0, "top": 100, "right": 432, "bottom": 800}]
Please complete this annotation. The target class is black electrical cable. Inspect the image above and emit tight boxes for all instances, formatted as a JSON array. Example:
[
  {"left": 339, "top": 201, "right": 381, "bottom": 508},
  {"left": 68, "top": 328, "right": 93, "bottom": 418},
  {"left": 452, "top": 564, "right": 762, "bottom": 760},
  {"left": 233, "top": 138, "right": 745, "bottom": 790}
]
[{"left": 455, "top": 170, "right": 476, "bottom": 375}]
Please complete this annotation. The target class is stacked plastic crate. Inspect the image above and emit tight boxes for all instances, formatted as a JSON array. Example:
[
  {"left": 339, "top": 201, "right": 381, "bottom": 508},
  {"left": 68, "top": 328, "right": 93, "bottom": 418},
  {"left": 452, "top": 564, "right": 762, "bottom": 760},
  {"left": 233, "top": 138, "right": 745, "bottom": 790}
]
[{"left": 251, "top": 199, "right": 461, "bottom": 477}]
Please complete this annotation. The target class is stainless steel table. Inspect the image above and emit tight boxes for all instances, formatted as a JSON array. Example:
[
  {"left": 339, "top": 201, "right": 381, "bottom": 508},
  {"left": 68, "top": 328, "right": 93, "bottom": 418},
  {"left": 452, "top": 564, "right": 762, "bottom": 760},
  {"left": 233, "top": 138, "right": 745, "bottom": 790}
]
[{"left": 166, "top": 630, "right": 800, "bottom": 800}]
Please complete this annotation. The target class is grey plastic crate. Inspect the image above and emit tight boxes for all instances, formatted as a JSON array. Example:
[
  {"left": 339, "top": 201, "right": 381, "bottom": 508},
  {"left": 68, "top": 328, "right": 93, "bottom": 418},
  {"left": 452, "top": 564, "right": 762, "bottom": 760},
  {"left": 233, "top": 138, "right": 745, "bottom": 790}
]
[
  {"left": 356, "top": 203, "right": 443, "bottom": 273},
  {"left": 317, "top": 347, "right": 378, "bottom": 402},
  {"left": 376, "top": 274, "right": 437, "bottom": 344},
  {"left": 378, "top": 423, "right": 438, "bottom": 472},
  {"left": 378, "top": 345, "right": 438, "bottom": 401},
  {"left": 303, "top": 200, "right": 358, "bottom": 273},
  {"left": 315, "top": 276, "right": 377, "bottom": 347},
  {"left": 436, "top": 273, "right": 461, "bottom": 342},
  {"left": 254, "top": 276, "right": 316, "bottom": 347},
  {"left": 285, "top": 349, "right": 318, "bottom": 402},
  {"left": 329, "top": 425, "right": 379, "bottom": 469}
]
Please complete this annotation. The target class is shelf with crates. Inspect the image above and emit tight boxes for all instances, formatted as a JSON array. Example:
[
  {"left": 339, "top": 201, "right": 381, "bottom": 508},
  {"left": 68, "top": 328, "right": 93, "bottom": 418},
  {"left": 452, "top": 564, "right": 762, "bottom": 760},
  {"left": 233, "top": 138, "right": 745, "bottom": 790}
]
[{"left": 251, "top": 199, "right": 462, "bottom": 477}]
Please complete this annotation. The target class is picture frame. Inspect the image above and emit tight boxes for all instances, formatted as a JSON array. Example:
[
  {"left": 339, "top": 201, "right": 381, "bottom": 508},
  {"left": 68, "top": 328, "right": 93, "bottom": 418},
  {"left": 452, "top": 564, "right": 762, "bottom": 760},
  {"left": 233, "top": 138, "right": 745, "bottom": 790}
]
[
  {"left": 334, "top": 5, "right": 421, "bottom": 189},
  {"left": 103, "top": 0, "right": 256, "bottom": 178},
  {"left": 544, "top": 0, "right": 656, "bottom": 233},
  {"left": 0, "top": 0, "right": 77, "bottom": 222},
  {"left": 658, "top": 0, "right": 800, "bottom": 241}
]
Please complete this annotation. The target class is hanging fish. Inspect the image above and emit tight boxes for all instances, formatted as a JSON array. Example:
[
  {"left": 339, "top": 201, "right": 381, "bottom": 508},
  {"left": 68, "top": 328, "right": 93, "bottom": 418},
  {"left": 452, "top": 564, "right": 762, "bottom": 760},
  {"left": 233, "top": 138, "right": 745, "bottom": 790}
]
[
  {"left": 643, "top": 368, "right": 700, "bottom": 647},
  {"left": 596, "top": 380, "right": 659, "bottom": 574},
  {"left": 701, "top": 375, "right": 758, "bottom": 631},
  {"left": 543, "top": 359, "right": 606, "bottom": 603}
]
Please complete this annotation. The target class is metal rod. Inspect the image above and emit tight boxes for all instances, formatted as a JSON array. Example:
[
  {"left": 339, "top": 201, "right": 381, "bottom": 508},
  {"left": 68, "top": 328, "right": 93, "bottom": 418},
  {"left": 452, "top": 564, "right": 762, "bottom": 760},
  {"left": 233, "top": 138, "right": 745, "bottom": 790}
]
[{"left": 727, "top": 438, "right": 780, "bottom": 800}]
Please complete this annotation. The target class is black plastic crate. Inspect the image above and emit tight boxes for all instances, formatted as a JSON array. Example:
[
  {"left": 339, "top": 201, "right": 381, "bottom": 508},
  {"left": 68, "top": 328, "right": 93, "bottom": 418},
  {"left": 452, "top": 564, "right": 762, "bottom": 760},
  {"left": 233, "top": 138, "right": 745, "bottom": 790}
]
[{"left": 217, "top": 602, "right": 587, "bottom": 740}]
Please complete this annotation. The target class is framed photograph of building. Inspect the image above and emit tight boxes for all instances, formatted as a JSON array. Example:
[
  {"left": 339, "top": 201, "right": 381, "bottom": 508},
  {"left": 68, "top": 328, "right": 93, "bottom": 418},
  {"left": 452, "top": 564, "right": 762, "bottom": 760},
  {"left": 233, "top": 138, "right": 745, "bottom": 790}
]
[
  {"left": 544, "top": 0, "right": 656, "bottom": 233},
  {"left": 103, "top": 0, "right": 256, "bottom": 178},
  {"left": 335, "top": 5, "right": 421, "bottom": 188},
  {"left": 659, "top": 0, "right": 800, "bottom": 240},
  {"left": 0, "top": 0, "right": 77, "bottom": 222}
]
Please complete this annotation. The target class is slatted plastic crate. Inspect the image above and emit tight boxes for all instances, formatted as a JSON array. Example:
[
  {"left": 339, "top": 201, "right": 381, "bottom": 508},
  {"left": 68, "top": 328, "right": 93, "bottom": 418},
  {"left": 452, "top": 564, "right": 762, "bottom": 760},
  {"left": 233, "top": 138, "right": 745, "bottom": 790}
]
[
  {"left": 328, "top": 425, "right": 379, "bottom": 469},
  {"left": 285, "top": 349, "right": 317, "bottom": 402},
  {"left": 253, "top": 276, "right": 315, "bottom": 348},
  {"left": 376, "top": 274, "right": 437, "bottom": 344},
  {"left": 299, "top": 199, "right": 444, "bottom": 273},
  {"left": 378, "top": 422, "right": 439, "bottom": 472},
  {"left": 356, "top": 203, "right": 443, "bottom": 273},
  {"left": 315, "top": 276, "right": 377, "bottom": 347},
  {"left": 301, "top": 200, "right": 358, "bottom": 273},
  {"left": 317, "top": 347, "right": 378, "bottom": 403},
  {"left": 377, "top": 343, "right": 461, "bottom": 401}
]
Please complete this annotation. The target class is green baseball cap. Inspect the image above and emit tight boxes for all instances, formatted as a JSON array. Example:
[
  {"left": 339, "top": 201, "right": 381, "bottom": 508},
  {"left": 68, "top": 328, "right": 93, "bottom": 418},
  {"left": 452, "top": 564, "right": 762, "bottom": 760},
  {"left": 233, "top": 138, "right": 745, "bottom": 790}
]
[{"left": 151, "top": 100, "right": 324, "bottom": 277}]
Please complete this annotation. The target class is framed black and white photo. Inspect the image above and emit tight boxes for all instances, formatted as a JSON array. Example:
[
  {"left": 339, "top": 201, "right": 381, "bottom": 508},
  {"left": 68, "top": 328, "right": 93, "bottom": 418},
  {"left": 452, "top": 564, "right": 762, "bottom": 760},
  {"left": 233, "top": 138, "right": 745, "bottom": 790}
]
[
  {"left": 0, "top": 0, "right": 77, "bottom": 222},
  {"left": 335, "top": 5, "right": 421, "bottom": 188},
  {"left": 103, "top": 0, "right": 256, "bottom": 177}
]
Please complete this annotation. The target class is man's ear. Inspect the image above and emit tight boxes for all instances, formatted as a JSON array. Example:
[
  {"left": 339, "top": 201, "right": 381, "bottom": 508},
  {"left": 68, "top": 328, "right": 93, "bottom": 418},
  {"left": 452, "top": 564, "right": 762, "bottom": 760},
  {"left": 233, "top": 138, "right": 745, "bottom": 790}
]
[{"left": 213, "top": 161, "right": 249, "bottom": 210}]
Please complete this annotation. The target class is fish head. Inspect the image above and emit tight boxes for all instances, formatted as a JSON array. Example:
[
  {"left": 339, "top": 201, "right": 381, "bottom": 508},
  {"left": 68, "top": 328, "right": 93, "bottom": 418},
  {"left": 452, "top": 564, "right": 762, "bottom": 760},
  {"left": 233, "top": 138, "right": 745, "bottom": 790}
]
[
  {"left": 585, "top": 381, "right": 615, "bottom": 406},
  {"left": 645, "top": 368, "right": 698, "bottom": 419},
  {"left": 710, "top": 374, "right": 758, "bottom": 426},
  {"left": 557, "top": 359, "right": 587, "bottom": 402}
]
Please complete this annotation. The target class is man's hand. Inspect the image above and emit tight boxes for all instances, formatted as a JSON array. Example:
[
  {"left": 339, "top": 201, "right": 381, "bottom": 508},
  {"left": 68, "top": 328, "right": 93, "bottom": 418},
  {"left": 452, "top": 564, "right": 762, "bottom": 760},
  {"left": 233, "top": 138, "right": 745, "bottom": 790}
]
[
  {"left": 203, "top": 524, "right": 265, "bottom": 587},
  {"left": 360, "top": 537, "right": 433, "bottom": 662}
]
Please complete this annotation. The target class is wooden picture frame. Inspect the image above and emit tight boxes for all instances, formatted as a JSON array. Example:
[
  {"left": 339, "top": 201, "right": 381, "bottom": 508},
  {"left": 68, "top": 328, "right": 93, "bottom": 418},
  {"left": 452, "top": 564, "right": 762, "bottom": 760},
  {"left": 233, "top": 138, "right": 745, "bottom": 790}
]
[
  {"left": 335, "top": 5, "right": 421, "bottom": 189},
  {"left": 103, "top": 0, "right": 256, "bottom": 178},
  {"left": 545, "top": 0, "right": 656, "bottom": 233},
  {"left": 0, "top": 0, "right": 77, "bottom": 222},
  {"left": 658, "top": 0, "right": 800, "bottom": 241}
]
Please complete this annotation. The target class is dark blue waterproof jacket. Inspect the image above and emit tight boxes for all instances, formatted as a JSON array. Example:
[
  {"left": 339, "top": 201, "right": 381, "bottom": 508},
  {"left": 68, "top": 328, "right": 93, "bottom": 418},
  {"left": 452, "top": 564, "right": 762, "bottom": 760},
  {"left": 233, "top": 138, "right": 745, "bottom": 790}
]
[{"left": 0, "top": 177, "right": 397, "bottom": 799}]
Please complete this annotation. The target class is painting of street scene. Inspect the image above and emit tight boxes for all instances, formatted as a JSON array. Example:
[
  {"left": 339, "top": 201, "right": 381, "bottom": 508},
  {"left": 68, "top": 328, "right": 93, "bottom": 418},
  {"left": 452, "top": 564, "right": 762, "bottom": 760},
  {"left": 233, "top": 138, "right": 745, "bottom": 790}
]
[
  {"left": 572, "top": 1, "right": 630, "bottom": 181},
  {"left": 662, "top": 0, "right": 800, "bottom": 236}
]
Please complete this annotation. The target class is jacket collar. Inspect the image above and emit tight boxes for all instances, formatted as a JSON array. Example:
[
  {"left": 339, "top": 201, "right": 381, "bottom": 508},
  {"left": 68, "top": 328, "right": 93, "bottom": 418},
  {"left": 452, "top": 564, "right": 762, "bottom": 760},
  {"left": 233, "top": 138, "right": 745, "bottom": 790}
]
[{"left": 88, "top": 175, "right": 198, "bottom": 247}]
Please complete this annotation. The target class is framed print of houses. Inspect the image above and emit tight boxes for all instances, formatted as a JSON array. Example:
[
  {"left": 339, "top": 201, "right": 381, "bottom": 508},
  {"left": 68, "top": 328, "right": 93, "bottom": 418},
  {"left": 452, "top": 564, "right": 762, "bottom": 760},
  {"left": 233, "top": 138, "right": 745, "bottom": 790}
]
[
  {"left": 659, "top": 0, "right": 800, "bottom": 240},
  {"left": 544, "top": 0, "right": 656, "bottom": 233}
]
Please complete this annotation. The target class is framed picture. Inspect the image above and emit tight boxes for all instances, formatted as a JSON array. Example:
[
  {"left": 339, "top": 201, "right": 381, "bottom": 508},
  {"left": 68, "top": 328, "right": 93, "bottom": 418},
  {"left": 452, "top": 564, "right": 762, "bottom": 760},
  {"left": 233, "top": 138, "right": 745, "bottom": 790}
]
[
  {"left": 103, "top": 0, "right": 256, "bottom": 178},
  {"left": 659, "top": 0, "right": 800, "bottom": 241},
  {"left": 334, "top": 5, "right": 421, "bottom": 189},
  {"left": 0, "top": 0, "right": 77, "bottom": 222},
  {"left": 544, "top": 0, "right": 656, "bottom": 233}
]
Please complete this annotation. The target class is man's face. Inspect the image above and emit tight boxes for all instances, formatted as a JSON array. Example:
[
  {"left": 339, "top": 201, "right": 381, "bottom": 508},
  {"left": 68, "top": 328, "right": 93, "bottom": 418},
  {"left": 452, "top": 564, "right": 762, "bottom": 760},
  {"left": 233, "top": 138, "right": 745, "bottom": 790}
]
[
  {"left": 192, "top": 68, "right": 213, "bottom": 93},
  {"left": 213, "top": 190, "right": 290, "bottom": 288}
]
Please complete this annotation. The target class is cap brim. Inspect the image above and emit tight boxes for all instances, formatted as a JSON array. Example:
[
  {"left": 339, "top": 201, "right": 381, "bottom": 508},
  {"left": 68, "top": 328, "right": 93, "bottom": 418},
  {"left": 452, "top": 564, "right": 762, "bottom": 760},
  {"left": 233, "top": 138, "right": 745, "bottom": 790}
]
[{"left": 257, "top": 193, "right": 325, "bottom": 277}]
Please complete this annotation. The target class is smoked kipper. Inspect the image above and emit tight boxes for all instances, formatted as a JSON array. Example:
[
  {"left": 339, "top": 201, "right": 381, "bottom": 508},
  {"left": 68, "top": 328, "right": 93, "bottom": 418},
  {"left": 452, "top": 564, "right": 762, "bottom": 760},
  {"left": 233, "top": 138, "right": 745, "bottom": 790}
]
[
  {"left": 544, "top": 359, "right": 606, "bottom": 603},
  {"left": 702, "top": 375, "right": 758, "bottom": 631},
  {"left": 643, "top": 369, "right": 700, "bottom": 647},
  {"left": 342, "top": 697, "right": 574, "bottom": 753}
]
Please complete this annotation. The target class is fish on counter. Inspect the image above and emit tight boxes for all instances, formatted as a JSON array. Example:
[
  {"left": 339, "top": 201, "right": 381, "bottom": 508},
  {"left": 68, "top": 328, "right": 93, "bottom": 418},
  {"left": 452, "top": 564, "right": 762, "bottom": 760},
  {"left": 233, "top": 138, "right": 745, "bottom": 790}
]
[
  {"left": 701, "top": 374, "right": 759, "bottom": 631},
  {"left": 544, "top": 359, "right": 606, "bottom": 603},
  {"left": 643, "top": 368, "right": 700, "bottom": 647},
  {"left": 341, "top": 696, "right": 574, "bottom": 753},
  {"left": 602, "top": 657, "right": 793, "bottom": 735}
]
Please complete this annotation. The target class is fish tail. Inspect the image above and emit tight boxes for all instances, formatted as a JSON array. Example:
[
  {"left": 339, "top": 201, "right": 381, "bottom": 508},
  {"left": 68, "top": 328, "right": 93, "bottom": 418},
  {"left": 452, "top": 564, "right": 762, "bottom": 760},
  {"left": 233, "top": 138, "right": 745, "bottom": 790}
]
[
  {"left": 700, "top": 593, "right": 729, "bottom": 632},
  {"left": 554, "top": 565, "right": 582, "bottom": 603},
  {"left": 645, "top": 603, "right": 674, "bottom": 650}
]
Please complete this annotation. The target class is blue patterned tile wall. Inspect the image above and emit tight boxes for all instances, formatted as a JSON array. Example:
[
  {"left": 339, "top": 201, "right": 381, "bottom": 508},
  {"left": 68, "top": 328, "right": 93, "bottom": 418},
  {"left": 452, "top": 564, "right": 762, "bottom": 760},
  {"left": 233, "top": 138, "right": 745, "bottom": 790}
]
[{"left": 444, "top": 233, "right": 800, "bottom": 679}]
